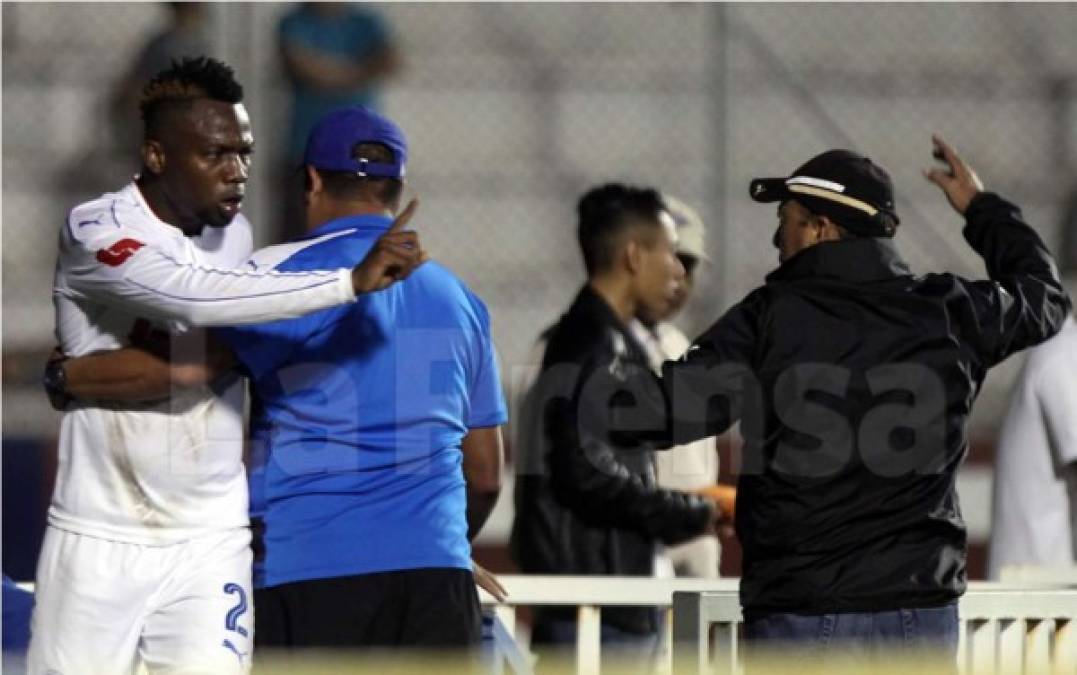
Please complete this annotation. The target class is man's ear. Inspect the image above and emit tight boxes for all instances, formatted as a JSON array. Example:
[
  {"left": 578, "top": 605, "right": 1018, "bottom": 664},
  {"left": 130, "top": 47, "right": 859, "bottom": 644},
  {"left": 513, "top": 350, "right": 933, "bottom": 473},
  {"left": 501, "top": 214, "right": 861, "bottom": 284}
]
[
  {"left": 624, "top": 238, "right": 643, "bottom": 275},
  {"left": 142, "top": 139, "right": 165, "bottom": 175},
  {"left": 816, "top": 215, "right": 844, "bottom": 242},
  {"left": 305, "top": 166, "right": 323, "bottom": 196}
]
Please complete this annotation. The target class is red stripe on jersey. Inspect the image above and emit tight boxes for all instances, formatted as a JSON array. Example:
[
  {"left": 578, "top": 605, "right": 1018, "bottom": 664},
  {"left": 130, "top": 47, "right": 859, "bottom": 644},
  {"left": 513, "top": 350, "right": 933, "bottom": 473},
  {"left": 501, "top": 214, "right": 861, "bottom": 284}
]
[{"left": 95, "top": 238, "right": 145, "bottom": 267}]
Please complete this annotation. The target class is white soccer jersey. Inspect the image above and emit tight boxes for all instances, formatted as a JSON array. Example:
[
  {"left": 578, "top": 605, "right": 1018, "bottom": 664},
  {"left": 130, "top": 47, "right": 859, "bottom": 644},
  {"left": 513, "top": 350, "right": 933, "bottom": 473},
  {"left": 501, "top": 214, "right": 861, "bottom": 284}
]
[{"left": 49, "top": 182, "right": 355, "bottom": 544}]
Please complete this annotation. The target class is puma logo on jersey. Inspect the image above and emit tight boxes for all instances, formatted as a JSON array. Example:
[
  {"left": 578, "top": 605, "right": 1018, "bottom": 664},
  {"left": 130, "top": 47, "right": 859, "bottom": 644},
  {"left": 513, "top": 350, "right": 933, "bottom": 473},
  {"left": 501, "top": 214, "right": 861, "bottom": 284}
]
[
  {"left": 222, "top": 639, "right": 248, "bottom": 664},
  {"left": 95, "top": 238, "right": 145, "bottom": 267}
]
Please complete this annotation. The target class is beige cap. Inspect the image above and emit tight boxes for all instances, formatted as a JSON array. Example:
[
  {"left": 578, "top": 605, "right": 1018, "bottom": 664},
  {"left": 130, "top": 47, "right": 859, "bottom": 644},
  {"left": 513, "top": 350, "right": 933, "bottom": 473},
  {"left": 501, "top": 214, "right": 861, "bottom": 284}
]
[{"left": 664, "top": 195, "right": 710, "bottom": 262}]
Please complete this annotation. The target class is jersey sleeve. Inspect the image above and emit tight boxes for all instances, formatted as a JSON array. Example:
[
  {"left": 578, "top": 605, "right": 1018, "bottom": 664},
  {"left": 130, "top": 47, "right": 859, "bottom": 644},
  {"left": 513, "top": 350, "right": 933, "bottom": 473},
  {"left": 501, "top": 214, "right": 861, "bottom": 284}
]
[
  {"left": 58, "top": 205, "right": 356, "bottom": 328},
  {"left": 466, "top": 297, "right": 508, "bottom": 428}
]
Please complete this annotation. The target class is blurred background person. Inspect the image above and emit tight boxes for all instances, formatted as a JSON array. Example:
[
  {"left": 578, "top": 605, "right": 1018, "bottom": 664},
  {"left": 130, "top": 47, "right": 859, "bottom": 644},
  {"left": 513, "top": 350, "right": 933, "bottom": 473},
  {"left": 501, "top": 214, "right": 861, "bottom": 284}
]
[
  {"left": 110, "top": 2, "right": 213, "bottom": 155},
  {"left": 631, "top": 196, "right": 725, "bottom": 580},
  {"left": 276, "top": 2, "right": 400, "bottom": 243},
  {"left": 61, "top": 2, "right": 215, "bottom": 197},
  {"left": 511, "top": 184, "right": 723, "bottom": 662},
  {"left": 513, "top": 195, "right": 729, "bottom": 581},
  {"left": 987, "top": 234, "right": 1077, "bottom": 579}
]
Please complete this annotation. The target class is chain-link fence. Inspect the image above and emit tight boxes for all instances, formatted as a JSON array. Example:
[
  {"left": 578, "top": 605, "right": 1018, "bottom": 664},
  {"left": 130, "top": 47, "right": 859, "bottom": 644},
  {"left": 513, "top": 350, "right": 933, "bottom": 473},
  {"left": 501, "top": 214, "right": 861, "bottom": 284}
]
[{"left": 4, "top": 2, "right": 1076, "bottom": 441}]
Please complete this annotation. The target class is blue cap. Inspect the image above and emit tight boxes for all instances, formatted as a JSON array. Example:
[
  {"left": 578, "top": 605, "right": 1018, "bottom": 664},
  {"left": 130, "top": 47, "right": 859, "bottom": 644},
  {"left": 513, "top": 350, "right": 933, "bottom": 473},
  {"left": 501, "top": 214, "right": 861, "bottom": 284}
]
[{"left": 302, "top": 105, "right": 407, "bottom": 178}]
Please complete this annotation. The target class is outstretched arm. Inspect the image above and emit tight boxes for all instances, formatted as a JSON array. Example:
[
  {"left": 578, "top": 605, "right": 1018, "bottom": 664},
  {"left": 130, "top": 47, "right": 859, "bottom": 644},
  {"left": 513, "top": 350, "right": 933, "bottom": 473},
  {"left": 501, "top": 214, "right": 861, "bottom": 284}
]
[
  {"left": 538, "top": 359, "right": 721, "bottom": 546},
  {"left": 62, "top": 199, "right": 427, "bottom": 328},
  {"left": 606, "top": 293, "right": 765, "bottom": 450}
]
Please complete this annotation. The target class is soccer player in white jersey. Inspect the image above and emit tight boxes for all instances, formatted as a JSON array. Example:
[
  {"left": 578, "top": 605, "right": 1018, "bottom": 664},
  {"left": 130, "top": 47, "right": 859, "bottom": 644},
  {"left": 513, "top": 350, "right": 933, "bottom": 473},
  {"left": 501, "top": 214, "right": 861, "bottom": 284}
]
[{"left": 29, "top": 57, "right": 425, "bottom": 675}]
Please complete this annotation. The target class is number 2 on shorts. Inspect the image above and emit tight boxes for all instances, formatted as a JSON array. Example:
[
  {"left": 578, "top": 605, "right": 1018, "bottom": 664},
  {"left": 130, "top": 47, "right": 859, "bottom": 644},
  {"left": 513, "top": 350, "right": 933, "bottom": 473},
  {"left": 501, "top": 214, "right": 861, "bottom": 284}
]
[{"left": 223, "top": 582, "right": 249, "bottom": 637}]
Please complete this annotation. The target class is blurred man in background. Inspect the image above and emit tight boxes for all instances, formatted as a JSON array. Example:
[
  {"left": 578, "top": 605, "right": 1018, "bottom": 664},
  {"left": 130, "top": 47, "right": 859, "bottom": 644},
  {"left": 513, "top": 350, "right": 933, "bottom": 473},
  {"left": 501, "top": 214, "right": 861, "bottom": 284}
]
[
  {"left": 631, "top": 196, "right": 723, "bottom": 580},
  {"left": 64, "top": 3, "right": 215, "bottom": 195},
  {"left": 512, "top": 195, "right": 727, "bottom": 582},
  {"left": 216, "top": 105, "right": 505, "bottom": 652},
  {"left": 511, "top": 184, "right": 724, "bottom": 659},
  {"left": 111, "top": 3, "right": 214, "bottom": 155},
  {"left": 277, "top": 2, "right": 400, "bottom": 243},
  {"left": 988, "top": 257, "right": 1077, "bottom": 578}
]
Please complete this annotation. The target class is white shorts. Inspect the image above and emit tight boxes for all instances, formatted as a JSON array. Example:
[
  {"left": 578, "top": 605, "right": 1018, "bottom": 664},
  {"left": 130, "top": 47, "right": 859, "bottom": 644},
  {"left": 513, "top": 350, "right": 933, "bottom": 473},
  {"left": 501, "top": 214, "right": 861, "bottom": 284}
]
[{"left": 28, "top": 525, "right": 253, "bottom": 675}]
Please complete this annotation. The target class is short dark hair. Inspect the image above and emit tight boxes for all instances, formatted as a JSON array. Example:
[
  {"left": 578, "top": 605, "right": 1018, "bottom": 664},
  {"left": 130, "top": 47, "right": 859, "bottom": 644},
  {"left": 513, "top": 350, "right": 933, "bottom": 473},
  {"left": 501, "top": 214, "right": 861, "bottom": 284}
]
[
  {"left": 577, "top": 183, "right": 667, "bottom": 276},
  {"left": 139, "top": 56, "right": 243, "bottom": 138},
  {"left": 312, "top": 142, "right": 403, "bottom": 205},
  {"left": 792, "top": 199, "right": 880, "bottom": 241}
]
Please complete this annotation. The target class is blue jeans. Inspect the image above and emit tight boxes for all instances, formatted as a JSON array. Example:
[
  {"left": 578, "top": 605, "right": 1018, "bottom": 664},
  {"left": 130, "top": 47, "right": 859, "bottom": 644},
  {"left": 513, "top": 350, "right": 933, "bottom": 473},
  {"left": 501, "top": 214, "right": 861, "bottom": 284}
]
[{"left": 744, "top": 603, "right": 959, "bottom": 665}]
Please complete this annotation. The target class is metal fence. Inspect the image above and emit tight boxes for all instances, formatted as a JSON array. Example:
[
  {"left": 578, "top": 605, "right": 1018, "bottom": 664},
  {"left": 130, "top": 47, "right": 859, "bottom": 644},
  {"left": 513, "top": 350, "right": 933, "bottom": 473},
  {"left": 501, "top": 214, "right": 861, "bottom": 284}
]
[
  {"left": 671, "top": 583, "right": 1077, "bottom": 675},
  {"left": 3, "top": 3, "right": 1076, "bottom": 437}
]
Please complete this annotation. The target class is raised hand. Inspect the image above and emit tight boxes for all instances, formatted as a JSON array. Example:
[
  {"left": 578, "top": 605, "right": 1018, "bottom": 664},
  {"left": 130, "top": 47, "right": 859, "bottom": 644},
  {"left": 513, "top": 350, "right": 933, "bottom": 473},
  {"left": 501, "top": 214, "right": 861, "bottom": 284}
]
[
  {"left": 923, "top": 134, "right": 984, "bottom": 215},
  {"left": 351, "top": 198, "right": 429, "bottom": 294}
]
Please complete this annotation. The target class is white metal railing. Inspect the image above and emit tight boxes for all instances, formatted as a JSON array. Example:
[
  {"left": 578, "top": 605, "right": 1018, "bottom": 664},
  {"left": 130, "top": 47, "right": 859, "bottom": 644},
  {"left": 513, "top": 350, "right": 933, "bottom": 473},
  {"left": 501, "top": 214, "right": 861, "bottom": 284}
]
[
  {"left": 479, "top": 576, "right": 739, "bottom": 674},
  {"left": 480, "top": 577, "right": 1077, "bottom": 675},
  {"left": 17, "top": 577, "right": 1076, "bottom": 673},
  {"left": 999, "top": 565, "right": 1077, "bottom": 585}
]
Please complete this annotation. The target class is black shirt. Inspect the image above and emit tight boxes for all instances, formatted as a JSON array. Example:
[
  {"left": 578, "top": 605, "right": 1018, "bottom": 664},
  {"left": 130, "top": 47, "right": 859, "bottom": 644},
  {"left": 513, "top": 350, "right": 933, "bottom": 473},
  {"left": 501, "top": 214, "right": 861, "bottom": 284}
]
[{"left": 511, "top": 285, "right": 715, "bottom": 633}]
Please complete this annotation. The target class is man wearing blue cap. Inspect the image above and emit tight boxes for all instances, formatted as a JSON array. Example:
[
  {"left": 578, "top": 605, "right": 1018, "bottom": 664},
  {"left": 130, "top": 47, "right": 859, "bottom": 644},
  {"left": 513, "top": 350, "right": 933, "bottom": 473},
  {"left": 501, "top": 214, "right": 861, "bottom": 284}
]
[{"left": 215, "top": 105, "right": 507, "bottom": 650}]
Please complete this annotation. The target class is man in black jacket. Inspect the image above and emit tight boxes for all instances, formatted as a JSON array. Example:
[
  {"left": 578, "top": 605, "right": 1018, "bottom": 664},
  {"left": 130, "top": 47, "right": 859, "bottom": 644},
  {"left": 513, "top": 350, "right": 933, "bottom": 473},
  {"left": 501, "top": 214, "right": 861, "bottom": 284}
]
[
  {"left": 511, "top": 184, "right": 723, "bottom": 651},
  {"left": 613, "top": 136, "right": 1071, "bottom": 657}
]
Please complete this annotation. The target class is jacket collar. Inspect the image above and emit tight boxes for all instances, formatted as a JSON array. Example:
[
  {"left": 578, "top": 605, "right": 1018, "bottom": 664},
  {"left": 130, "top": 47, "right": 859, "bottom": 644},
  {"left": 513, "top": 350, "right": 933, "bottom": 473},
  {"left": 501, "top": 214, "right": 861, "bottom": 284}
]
[
  {"left": 569, "top": 284, "right": 649, "bottom": 360},
  {"left": 301, "top": 213, "right": 393, "bottom": 240},
  {"left": 765, "top": 237, "right": 912, "bottom": 284},
  {"left": 570, "top": 284, "right": 627, "bottom": 330}
]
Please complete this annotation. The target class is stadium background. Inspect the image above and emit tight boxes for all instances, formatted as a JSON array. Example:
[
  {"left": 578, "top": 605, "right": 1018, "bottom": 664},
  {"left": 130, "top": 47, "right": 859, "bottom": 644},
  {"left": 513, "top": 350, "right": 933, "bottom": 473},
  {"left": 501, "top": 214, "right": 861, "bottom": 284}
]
[{"left": 3, "top": 2, "right": 1076, "bottom": 581}]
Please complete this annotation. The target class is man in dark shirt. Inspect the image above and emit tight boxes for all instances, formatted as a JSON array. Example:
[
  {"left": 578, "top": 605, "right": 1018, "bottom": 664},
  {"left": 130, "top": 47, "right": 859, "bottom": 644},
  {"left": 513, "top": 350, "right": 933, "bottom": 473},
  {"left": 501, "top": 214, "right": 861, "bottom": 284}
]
[
  {"left": 511, "top": 183, "right": 723, "bottom": 653},
  {"left": 614, "top": 136, "right": 1071, "bottom": 658}
]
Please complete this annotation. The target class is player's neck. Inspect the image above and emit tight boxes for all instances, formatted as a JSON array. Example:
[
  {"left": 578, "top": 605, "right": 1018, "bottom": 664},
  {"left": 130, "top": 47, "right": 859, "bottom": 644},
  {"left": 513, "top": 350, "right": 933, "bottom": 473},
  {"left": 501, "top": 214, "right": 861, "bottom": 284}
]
[
  {"left": 135, "top": 175, "right": 203, "bottom": 237},
  {"left": 307, "top": 201, "right": 393, "bottom": 233},
  {"left": 588, "top": 275, "right": 637, "bottom": 326}
]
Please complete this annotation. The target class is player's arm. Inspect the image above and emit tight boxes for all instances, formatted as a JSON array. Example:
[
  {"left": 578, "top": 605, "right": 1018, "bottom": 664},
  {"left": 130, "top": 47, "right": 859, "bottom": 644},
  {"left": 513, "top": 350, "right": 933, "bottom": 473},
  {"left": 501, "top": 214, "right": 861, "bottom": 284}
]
[
  {"left": 62, "top": 200, "right": 426, "bottom": 328},
  {"left": 925, "top": 135, "right": 1072, "bottom": 364},
  {"left": 459, "top": 295, "right": 510, "bottom": 542},
  {"left": 540, "top": 357, "right": 722, "bottom": 545},
  {"left": 462, "top": 425, "right": 504, "bottom": 542},
  {"left": 605, "top": 292, "right": 765, "bottom": 450},
  {"left": 46, "top": 328, "right": 236, "bottom": 408}
]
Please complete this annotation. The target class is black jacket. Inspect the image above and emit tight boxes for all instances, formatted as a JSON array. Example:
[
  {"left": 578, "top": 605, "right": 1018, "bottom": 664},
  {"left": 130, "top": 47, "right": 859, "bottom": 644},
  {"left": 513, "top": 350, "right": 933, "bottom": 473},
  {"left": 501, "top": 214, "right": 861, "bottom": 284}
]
[
  {"left": 615, "top": 193, "right": 1072, "bottom": 613},
  {"left": 511, "top": 286, "right": 716, "bottom": 633}
]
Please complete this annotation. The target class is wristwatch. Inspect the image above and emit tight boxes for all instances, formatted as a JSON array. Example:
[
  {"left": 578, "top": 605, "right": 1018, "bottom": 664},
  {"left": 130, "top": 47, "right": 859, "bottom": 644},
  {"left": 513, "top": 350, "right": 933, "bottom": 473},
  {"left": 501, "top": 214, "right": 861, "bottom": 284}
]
[{"left": 43, "top": 358, "right": 72, "bottom": 411}]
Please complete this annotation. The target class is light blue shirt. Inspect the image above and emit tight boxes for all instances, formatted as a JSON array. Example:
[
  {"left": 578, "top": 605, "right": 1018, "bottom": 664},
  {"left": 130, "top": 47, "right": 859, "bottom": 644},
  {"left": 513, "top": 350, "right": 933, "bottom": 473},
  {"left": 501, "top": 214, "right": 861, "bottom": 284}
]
[{"left": 219, "top": 214, "right": 507, "bottom": 587}]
